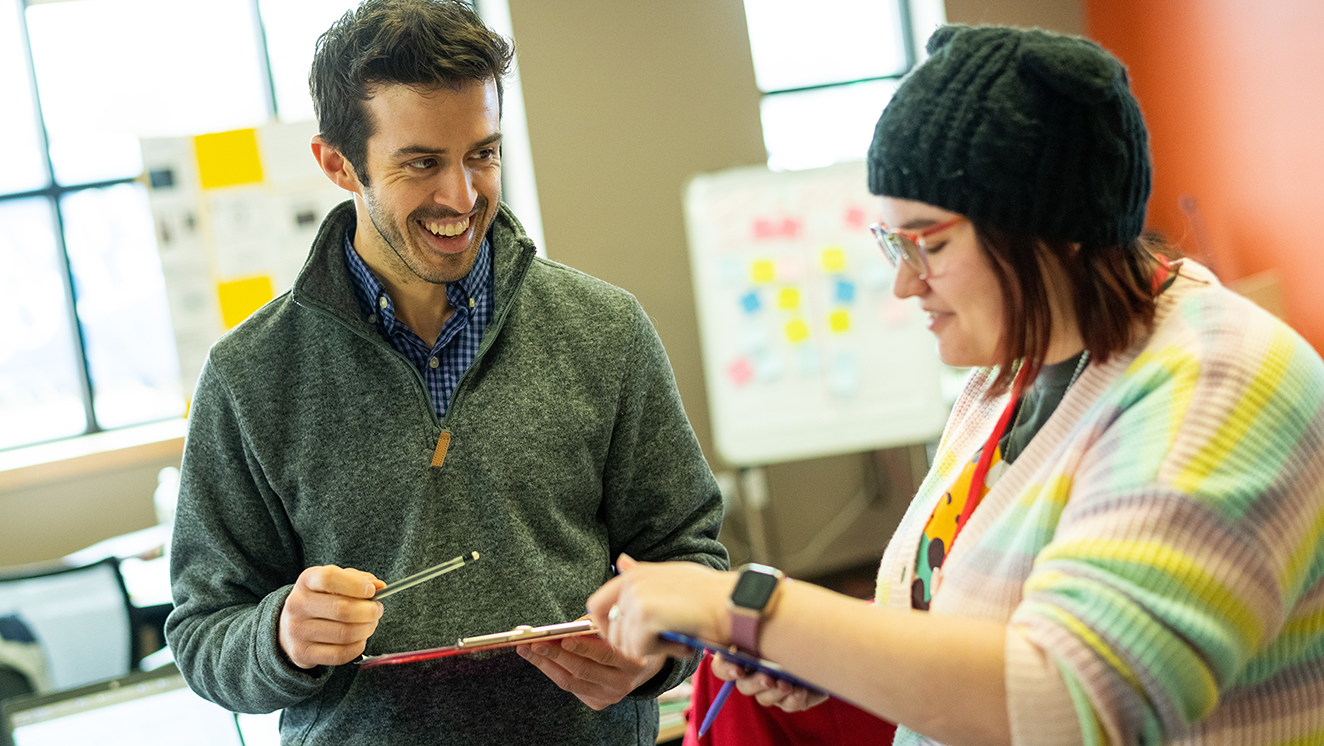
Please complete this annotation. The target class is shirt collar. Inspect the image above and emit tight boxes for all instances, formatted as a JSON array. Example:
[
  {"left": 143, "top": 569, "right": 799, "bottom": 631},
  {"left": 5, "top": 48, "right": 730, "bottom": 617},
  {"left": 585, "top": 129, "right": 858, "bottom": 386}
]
[{"left": 343, "top": 227, "right": 493, "bottom": 331}]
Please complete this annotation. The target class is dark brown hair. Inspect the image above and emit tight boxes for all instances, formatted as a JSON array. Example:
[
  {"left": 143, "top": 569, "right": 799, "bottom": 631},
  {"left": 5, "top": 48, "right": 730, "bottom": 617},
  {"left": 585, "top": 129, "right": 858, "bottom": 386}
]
[
  {"left": 309, "top": 0, "right": 514, "bottom": 186},
  {"left": 975, "top": 224, "right": 1180, "bottom": 396}
]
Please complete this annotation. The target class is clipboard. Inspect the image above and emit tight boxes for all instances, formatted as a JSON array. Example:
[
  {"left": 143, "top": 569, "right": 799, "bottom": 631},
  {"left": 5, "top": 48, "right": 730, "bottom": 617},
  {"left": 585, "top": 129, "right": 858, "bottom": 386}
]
[
  {"left": 658, "top": 631, "right": 825, "bottom": 695},
  {"left": 358, "top": 619, "right": 599, "bottom": 668}
]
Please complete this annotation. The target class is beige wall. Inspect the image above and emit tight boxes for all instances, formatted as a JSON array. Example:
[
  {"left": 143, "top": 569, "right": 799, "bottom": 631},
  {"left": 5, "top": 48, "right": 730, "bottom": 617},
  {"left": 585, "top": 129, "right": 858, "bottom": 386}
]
[
  {"left": 0, "top": 0, "right": 1085, "bottom": 575},
  {"left": 0, "top": 438, "right": 180, "bottom": 566},
  {"left": 945, "top": 0, "right": 1083, "bottom": 31},
  {"left": 503, "top": 0, "right": 1084, "bottom": 576}
]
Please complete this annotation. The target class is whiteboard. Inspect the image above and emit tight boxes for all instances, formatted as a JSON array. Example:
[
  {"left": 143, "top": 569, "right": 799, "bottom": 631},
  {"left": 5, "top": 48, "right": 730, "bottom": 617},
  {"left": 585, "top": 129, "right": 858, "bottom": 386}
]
[{"left": 683, "top": 160, "right": 950, "bottom": 466}]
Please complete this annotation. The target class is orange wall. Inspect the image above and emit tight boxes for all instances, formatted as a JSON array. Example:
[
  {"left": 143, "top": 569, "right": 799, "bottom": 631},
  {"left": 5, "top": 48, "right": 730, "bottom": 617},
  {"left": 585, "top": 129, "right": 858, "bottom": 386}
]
[{"left": 1084, "top": 0, "right": 1324, "bottom": 351}]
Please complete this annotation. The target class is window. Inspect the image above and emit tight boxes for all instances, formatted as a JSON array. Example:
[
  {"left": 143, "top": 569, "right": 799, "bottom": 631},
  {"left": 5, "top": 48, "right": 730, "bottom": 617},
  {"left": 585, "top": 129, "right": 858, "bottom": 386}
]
[
  {"left": 741, "top": 0, "right": 919, "bottom": 171},
  {"left": 0, "top": 0, "right": 356, "bottom": 451},
  {"left": 3, "top": 0, "right": 541, "bottom": 455}
]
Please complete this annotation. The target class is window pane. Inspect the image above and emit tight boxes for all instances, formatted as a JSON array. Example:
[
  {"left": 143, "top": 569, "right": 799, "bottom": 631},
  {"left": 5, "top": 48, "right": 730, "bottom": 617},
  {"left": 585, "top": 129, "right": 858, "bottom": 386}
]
[
  {"left": 0, "top": 198, "right": 88, "bottom": 449},
  {"left": 743, "top": 0, "right": 908, "bottom": 92},
  {"left": 761, "top": 78, "right": 900, "bottom": 172},
  {"left": 260, "top": 0, "right": 359, "bottom": 123},
  {"left": 61, "top": 184, "right": 185, "bottom": 430},
  {"left": 0, "top": 0, "right": 47, "bottom": 194},
  {"left": 26, "top": 0, "right": 269, "bottom": 186}
]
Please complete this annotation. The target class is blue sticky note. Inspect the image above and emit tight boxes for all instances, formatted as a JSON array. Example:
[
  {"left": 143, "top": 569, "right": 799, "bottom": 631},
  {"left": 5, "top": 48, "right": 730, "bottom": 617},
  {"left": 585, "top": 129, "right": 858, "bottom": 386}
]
[
  {"left": 740, "top": 291, "right": 762, "bottom": 314},
  {"left": 835, "top": 279, "right": 856, "bottom": 304}
]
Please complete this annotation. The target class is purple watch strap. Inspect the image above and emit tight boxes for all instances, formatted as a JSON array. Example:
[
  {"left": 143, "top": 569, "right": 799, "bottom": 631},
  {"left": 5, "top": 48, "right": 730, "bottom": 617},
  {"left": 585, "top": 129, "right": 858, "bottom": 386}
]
[{"left": 730, "top": 611, "right": 761, "bottom": 657}]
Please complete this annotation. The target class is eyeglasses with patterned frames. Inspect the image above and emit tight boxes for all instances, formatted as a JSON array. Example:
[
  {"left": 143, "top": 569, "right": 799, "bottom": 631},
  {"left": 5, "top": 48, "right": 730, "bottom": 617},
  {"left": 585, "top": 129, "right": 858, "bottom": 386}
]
[{"left": 869, "top": 216, "right": 966, "bottom": 280}]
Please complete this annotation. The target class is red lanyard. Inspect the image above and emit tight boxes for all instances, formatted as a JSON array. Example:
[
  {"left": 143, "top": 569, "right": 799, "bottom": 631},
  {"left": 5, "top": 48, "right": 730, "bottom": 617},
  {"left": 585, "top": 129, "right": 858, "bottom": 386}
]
[
  {"left": 953, "top": 257, "right": 1174, "bottom": 543},
  {"left": 954, "top": 362, "right": 1032, "bottom": 540},
  {"left": 1152, "top": 254, "right": 1172, "bottom": 294}
]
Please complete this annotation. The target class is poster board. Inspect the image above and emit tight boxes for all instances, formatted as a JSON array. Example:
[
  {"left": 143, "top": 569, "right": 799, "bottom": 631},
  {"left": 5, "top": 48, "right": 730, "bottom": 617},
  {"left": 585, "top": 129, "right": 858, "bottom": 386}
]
[
  {"left": 141, "top": 121, "right": 348, "bottom": 399},
  {"left": 683, "top": 160, "right": 949, "bottom": 466}
]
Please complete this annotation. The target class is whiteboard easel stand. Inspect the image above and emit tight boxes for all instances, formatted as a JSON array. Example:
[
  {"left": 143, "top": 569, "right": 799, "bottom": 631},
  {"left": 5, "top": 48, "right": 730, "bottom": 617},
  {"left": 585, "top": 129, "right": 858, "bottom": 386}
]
[
  {"left": 736, "top": 467, "right": 773, "bottom": 565},
  {"left": 737, "top": 443, "right": 932, "bottom": 574}
]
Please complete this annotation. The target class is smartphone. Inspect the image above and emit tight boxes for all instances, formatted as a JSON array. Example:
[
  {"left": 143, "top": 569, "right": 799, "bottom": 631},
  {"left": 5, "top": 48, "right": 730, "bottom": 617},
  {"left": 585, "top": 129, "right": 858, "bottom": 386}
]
[{"left": 658, "top": 630, "right": 824, "bottom": 694}]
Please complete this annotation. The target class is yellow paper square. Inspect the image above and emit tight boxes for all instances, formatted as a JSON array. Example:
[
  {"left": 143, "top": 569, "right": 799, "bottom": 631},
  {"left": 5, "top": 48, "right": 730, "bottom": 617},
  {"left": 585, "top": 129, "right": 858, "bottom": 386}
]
[
  {"left": 821, "top": 247, "right": 846, "bottom": 273},
  {"left": 217, "top": 275, "right": 275, "bottom": 329},
  {"left": 750, "top": 259, "right": 776, "bottom": 284},
  {"left": 777, "top": 287, "right": 801, "bottom": 310},
  {"left": 195, "top": 128, "right": 264, "bottom": 190},
  {"left": 785, "top": 318, "right": 809, "bottom": 344},
  {"left": 829, "top": 309, "right": 851, "bottom": 333}
]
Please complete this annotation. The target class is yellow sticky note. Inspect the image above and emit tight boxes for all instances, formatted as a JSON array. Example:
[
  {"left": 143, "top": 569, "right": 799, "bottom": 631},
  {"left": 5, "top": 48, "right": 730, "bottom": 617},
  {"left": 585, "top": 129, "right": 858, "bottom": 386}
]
[
  {"left": 751, "top": 260, "right": 776, "bottom": 284},
  {"left": 785, "top": 318, "right": 809, "bottom": 344},
  {"left": 777, "top": 287, "right": 801, "bottom": 310},
  {"left": 195, "top": 129, "right": 264, "bottom": 190},
  {"left": 829, "top": 309, "right": 851, "bottom": 333},
  {"left": 217, "top": 275, "right": 275, "bottom": 329},
  {"left": 821, "top": 247, "right": 846, "bottom": 273}
]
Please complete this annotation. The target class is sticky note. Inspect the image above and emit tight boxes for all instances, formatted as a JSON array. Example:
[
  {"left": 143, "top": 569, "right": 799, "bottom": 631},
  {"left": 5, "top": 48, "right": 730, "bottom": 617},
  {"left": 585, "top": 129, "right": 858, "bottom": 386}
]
[
  {"left": 740, "top": 291, "right": 762, "bottom": 314},
  {"left": 829, "top": 309, "right": 851, "bottom": 333},
  {"left": 785, "top": 318, "right": 810, "bottom": 344},
  {"left": 777, "top": 287, "right": 801, "bottom": 310},
  {"left": 821, "top": 247, "right": 846, "bottom": 273},
  {"left": 753, "top": 350, "right": 783, "bottom": 382},
  {"left": 217, "top": 274, "right": 274, "bottom": 329},
  {"left": 835, "top": 279, "right": 856, "bottom": 304},
  {"left": 795, "top": 346, "right": 820, "bottom": 377},
  {"left": 195, "top": 128, "right": 264, "bottom": 190},
  {"left": 776, "top": 255, "right": 806, "bottom": 281},
  {"left": 727, "top": 357, "right": 755, "bottom": 386},
  {"left": 740, "top": 324, "right": 771, "bottom": 353},
  {"left": 830, "top": 352, "right": 859, "bottom": 398},
  {"left": 751, "top": 260, "right": 776, "bottom": 284}
]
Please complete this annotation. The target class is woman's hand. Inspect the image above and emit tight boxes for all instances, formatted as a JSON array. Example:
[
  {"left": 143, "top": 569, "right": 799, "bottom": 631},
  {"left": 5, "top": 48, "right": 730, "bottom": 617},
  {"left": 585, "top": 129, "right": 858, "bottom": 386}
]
[
  {"left": 587, "top": 554, "right": 734, "bottom": 659},
  {"left": 711, "top": 655, "right": 829, "bottom": 712}
]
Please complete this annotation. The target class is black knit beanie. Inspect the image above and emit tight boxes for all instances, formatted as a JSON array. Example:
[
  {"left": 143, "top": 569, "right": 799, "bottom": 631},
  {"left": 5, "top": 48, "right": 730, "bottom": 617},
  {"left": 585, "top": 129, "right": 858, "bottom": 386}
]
[{"left": 867, "top": 24, "right": 1151, "bottom": 246}]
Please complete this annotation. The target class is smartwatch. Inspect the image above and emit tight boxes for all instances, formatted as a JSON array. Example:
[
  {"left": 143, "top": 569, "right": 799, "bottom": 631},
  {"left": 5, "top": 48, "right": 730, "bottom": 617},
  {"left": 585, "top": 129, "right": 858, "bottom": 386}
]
[{"left": 728, "top": 563, "right": 785, "bottom": 657}]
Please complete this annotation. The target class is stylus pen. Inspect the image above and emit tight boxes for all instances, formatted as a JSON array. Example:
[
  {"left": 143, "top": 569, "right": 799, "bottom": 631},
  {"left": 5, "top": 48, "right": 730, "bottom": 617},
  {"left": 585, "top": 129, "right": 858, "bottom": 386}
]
[
  {"left": 697, "top": 679, "right": 736, "bottom": 737},
  {"left": 373, "top": 551, "right": 480, "bottom": 600}
]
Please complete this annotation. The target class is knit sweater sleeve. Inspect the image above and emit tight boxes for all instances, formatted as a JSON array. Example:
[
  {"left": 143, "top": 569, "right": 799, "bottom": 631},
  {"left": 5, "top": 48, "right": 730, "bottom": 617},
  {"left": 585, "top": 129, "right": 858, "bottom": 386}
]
[
  {"left": 1006, "top": 290, "right": 1324, "bottom": 745},
  {"left": 600, "top": 295, "right": 730, "bottom": 695},
  {"left": 165, "top": 355, "right": 331, "bottom": 713}
]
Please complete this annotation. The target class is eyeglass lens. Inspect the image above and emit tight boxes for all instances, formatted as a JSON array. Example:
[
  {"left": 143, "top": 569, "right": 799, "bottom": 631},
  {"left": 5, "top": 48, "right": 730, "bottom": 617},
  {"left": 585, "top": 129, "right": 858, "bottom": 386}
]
[{"left": 879, "top": 232, "right": 925, "bottom": 275}]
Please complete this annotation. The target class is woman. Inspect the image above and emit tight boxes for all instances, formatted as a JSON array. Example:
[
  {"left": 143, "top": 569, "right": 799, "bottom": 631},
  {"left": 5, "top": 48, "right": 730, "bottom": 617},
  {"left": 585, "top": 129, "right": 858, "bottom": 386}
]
[{"left": 590, "top": 24, "right": 1324, "bottom": 746}]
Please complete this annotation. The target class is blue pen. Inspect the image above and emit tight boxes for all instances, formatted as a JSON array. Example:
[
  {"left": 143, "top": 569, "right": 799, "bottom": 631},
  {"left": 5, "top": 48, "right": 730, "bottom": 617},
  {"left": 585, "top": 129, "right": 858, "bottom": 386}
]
[{"left": 697, "top": 678, "right": 736, "bottom": 737}]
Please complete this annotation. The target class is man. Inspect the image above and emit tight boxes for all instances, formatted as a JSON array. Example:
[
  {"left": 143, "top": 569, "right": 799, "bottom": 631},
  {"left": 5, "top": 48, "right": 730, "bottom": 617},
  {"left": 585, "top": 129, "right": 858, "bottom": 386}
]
[{"left": 164, "top": 1, "right": 727, "bottom": 743}]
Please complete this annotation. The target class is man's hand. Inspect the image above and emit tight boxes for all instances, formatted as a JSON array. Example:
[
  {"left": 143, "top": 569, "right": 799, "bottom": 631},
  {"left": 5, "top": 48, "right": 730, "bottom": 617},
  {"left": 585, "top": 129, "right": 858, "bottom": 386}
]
[
  {"left": 279, "top": 565, "right": 385, "bottom": 669},
  {"left": 517, "top": 633, "right": 667, "bottom": 710}
]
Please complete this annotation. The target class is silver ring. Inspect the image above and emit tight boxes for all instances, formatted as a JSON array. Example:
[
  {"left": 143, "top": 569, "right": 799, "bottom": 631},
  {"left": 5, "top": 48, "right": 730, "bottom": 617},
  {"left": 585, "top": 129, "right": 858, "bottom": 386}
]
[{"left": 608, "top": 604, "right": 622, "bottom": 622}]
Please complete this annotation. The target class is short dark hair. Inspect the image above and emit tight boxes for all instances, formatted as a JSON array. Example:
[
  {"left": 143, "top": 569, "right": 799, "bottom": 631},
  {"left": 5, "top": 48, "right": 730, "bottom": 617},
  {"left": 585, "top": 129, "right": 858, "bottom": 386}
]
[
  {"left": 309, "top": 0, "right": 514, "bottom": 185},
  {"left": 975, "top": 226, "right": 1178, "bottom": 396}
]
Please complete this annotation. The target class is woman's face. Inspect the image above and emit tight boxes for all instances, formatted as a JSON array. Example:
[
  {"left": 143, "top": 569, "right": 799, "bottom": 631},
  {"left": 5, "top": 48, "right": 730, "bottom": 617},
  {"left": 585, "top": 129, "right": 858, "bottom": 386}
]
[{"left": 883, "top": 197, "right": 1005, "bottom": 368}]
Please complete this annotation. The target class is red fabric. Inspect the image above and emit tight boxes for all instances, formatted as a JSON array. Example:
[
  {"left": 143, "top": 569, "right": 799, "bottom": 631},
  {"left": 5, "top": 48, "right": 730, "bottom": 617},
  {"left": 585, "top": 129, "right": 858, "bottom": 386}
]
[{"left": 681, "top": 656, "right": 898, "bottom": 746}]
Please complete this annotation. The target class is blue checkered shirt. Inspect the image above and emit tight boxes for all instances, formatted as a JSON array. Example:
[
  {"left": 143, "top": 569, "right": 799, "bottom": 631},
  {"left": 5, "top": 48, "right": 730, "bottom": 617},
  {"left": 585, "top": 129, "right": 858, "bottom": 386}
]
[{"left": 343, "top": 230, "right": 494, "bottom": 418}]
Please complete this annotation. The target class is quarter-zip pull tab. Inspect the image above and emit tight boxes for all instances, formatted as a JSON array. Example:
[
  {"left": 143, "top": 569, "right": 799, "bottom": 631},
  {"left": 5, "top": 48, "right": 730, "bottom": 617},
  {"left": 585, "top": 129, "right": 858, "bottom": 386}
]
[{"left": 431, "top": 431, "right": 452, "bottom": 467}]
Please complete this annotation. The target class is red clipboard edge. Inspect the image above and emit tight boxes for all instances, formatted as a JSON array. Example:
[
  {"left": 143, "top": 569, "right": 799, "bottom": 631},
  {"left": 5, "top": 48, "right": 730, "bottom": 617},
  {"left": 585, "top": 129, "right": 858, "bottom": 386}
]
[{"left": 358, "top": 621, "right": 599, "bottom": 668}]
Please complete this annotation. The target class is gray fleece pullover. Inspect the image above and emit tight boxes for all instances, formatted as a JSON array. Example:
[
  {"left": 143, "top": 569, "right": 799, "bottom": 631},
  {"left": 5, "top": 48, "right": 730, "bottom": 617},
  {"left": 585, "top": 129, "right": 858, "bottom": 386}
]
[{"left": 165, "top": 201, "right": 728, "bottom": 745}]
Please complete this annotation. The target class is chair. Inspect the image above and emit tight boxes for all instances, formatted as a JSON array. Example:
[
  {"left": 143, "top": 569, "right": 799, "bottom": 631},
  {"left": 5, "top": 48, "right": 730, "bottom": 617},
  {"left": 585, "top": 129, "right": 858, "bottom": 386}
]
[{"left": 0, "top": 557, "right": 136, "bottom": 695}]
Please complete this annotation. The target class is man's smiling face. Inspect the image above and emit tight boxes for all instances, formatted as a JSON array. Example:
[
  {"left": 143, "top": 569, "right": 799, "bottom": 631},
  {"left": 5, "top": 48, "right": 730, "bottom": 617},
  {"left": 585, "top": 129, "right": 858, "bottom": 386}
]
[{"left": 354, "top": 78, "right": 502, "bottom": 287}]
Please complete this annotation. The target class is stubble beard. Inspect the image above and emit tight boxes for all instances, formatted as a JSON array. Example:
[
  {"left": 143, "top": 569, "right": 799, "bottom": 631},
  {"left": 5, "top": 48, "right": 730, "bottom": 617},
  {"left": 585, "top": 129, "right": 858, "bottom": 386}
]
[{"left": 363, "top": 188, "right": 492, "bottom": 286}]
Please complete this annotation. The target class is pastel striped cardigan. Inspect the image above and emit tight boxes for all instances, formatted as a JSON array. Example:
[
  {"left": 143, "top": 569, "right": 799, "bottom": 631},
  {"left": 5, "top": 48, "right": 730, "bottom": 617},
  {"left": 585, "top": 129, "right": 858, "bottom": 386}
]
[{"left": 875, "top": 261, "right": 1324, "bottom": 746}]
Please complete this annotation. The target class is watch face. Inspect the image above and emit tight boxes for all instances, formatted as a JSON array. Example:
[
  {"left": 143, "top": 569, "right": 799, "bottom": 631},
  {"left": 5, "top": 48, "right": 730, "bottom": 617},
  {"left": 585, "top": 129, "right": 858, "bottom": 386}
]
[{"left": 732, "top": 568, "right": 780, "bottom": 609}]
